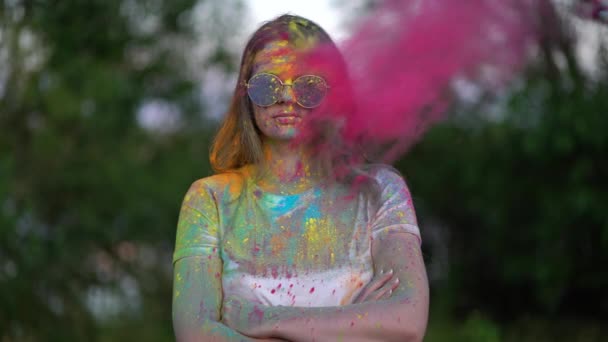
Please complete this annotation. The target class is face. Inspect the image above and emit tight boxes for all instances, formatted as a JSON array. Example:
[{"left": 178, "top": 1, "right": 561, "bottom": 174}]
[{"left": 250, "top": 40, "right": 315, "bottom": 142}]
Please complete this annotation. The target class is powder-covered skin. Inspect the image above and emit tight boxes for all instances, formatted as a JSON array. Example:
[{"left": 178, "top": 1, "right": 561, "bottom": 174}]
[{"left": 173, "top": 164, "right": 419, "bottom": 310}]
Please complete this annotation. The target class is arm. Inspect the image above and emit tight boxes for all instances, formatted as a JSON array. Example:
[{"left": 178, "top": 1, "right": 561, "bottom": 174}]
[
  {"left": 172, "top": 181, "right": 285, "bottom": 342},
  {"left": 223, "top": 233, "right": 428, "bottom": 342},
  {"left": 173, "top": 255, "right": 249, "bottom": 342},
  {"left": 174, "top": 255, "right": 286, "bottom": 342}
]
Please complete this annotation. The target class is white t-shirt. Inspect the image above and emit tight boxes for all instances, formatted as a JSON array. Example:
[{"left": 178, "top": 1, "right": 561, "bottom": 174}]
[{"left": 173, "top": 164, "right": 420, "bottom": 307}]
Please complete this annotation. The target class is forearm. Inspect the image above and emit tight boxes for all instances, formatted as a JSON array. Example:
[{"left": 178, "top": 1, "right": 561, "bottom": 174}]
[
  {"left": 175, "top": 320, "right": 251, "bottom": 342},
  {"left": 240, "top": 234, "right": 428, "bottom": 342},
  {"left": 175, "top": 320, "right": 286, "bottom": 342},
  {"left": 251, "top": 297, "right": 423, "bottom": 342},
  {"left": 173, "top": 256, "right": 285, "bottom": 342}
]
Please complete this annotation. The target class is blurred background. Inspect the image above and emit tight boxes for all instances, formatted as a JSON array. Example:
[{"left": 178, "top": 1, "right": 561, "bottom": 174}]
[{"left": 1, "top": 0, "right": 606, "bottom": 341}]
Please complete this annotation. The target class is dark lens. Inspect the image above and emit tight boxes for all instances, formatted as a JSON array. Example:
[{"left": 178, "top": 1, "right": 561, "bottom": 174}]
[
  {"left": 293, "top": 75, "right": 328, "bottom": 108},
  {"left": 247, "top": 74, "right": 281, "bottom": 107}
]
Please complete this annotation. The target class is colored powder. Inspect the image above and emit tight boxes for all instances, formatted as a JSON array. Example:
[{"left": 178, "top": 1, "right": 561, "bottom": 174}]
[
  {"left": 248, "top": 305, "right": 265, "bottom": 324},
  {"left": 296, "top": 0, "right": 540, "bottom": 173}
]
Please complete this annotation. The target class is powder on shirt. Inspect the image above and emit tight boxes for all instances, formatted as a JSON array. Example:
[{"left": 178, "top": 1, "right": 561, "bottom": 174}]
[{"left": 173, "top": 164, "right": 420, "bottom": 307}]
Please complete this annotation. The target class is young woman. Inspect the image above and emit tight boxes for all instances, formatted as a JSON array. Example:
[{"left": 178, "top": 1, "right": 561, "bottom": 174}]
[{"left": 172, "top": 14, "right": 429, "bottom": 342}]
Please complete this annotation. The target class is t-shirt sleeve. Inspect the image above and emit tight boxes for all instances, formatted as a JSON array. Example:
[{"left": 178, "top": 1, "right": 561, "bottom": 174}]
[
  {"left": 370, "top": 166, "right": 421, "bottom": 244},
  {"left": 172, "top": 179, "right": 220, "bottom": 264}
]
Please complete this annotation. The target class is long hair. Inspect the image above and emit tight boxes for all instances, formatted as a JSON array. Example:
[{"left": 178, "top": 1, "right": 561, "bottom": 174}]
[{"left": 209, "top": 14, "right": 349, "bottom": 174}]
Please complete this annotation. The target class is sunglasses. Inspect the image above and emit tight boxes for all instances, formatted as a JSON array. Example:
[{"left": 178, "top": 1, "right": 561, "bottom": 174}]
[{"left": 245, "top": 73, "right": 329, "bottom": 108}]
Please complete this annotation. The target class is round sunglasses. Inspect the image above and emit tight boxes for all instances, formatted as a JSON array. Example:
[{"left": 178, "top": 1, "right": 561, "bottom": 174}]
[{"left": 245, "top": 73, "right": 329, "bottom": 109}]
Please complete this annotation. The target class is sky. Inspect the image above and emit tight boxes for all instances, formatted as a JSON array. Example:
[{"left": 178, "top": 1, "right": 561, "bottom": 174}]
[{"left": 244, "top": 0, "right": 352, "bottom": 42}]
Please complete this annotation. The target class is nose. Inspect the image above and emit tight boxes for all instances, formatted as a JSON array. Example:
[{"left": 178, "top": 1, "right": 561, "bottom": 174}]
[{"left": 278, "top": 84, "right": 296, "bottom": 104}]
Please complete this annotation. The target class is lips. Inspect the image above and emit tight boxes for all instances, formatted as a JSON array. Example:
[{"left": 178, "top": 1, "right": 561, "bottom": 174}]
[
  {"left": 272, "top": 112, "right": 302, "bottom": 125},
  {"left": 272, "top": 112, "right": 301, "bottom": 119}
]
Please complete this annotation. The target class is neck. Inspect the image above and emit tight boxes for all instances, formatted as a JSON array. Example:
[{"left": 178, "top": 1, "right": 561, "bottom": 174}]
[{"left": 256, "top": 139, "right": 322, "bottom": 194}]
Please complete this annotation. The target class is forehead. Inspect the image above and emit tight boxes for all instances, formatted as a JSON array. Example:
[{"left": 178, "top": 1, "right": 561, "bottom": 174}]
[{"left": 252, "top": 40, "right": 306, "bottom": 76}]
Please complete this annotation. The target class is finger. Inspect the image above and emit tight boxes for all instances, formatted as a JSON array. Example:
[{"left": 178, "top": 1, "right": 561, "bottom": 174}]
[
  {"left": 367, "top": 269, "right": 394, "bottom": 293},
  {"left": 370, "top": 277, "right": 400, "bottom": 301},
  {"left": 370, "top": 286, "right": 391, "bottom": 301},
  {"left": 376, "top": 288, "right": 393, "bottom": 300},
  {"left": 356, "top": 270, "right": 393, "bottom": 302},
  {"left": 353, "top": 270, "right": 394, "bottom": 303},
  {"left": 391, "top": 277, "right": 400, "bottom": 290}
]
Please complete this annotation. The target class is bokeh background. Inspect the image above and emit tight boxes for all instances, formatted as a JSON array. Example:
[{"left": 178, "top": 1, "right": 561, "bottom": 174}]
[{"left": 1, "top": 0, "right": 607, "bottom": 341}]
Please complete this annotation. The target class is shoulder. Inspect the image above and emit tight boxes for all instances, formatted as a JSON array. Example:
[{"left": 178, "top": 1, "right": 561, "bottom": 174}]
[
  {"left": 365, "top": 164, "right": 420, "bottom": 237},
  {"left": 184, "top": 166, "right": 252, "bottom": 207},
  {"left": 358, "top": 163, "right": 415, "bottom": 209},
  {"left": 361, "top": 163, "right": 408, "bottom": 189},
  {"left": 192, "top": 170, "right": 248, "bottom": 195}
]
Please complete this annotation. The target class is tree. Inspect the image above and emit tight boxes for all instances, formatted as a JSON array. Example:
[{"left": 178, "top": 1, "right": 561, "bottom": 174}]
[
  {"left": 0, "top": 0, "right": 244, "bottom": 340},
  {"left": 398, "top": 1, "right": 608, "bottom": 338}
]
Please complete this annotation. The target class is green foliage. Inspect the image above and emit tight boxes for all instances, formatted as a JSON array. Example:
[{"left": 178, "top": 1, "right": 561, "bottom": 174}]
[
  {"left": 426, "top": 310, "right": 501, "bottom": 342},
  {"left": 426, "top": 307, "right": 608, "bottom": 342},
  {"left": 0, "top": 0, "right": 242, "bottom": 340},
  {"left": 400, "top": 29, "right": 608, "bottom": 339}
]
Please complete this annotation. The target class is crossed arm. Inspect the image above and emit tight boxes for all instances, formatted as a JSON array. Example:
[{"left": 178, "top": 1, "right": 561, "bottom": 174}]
[
  {"left": 172, "top": 232, "right": 428, "bottom": 342},
  {"left": 172, "top": 249, "right": 284, "bottom": 342}
]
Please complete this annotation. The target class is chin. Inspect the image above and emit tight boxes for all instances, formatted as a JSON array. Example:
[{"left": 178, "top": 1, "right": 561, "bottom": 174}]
[{"left": 263, "top": 125, "right": 301, "bottom": 141}]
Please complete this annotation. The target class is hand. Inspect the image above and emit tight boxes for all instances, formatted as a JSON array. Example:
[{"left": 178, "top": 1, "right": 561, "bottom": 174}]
[
  {"left": 351, "top": 269, "right": 400, "bottom": 303},
  {"left": 221, "top": 296, "right": 248, "bottom": 332},
  {"left": 222, "top": 296, "right": 268, "bottom": 337}
]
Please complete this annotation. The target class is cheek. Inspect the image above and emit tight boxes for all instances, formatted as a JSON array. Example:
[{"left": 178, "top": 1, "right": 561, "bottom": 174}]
[{"left": 254, "top": 107, "right": 273, "bottom": 129}]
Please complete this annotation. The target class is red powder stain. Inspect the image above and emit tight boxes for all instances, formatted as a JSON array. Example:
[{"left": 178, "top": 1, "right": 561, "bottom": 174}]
[
  {"left": 309, "top": 287, "right": 315, "bottom": 294},
  {"left": 358, "top": 282, "right": 364, "bottom": 288},
  {"left": 248, "top": 305, "right": 265, "bottom": 324},
  {"left": 214, "top": 272, "right": 221, "bottom": 279},
  {"left": 289, "top": 284, "right": 294, "bottom": 288},
  {"left": 271, "top": 266, "right": 279, "bottom": 279},
  {"left": 271, "top": 289, "right": 276, "bottom": 294},
  {"left": 277, "top": 283, "right": 282, "bottom": 289},
  {"left": 350, "top": 321, "right": 355, "bottom": 327}
]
